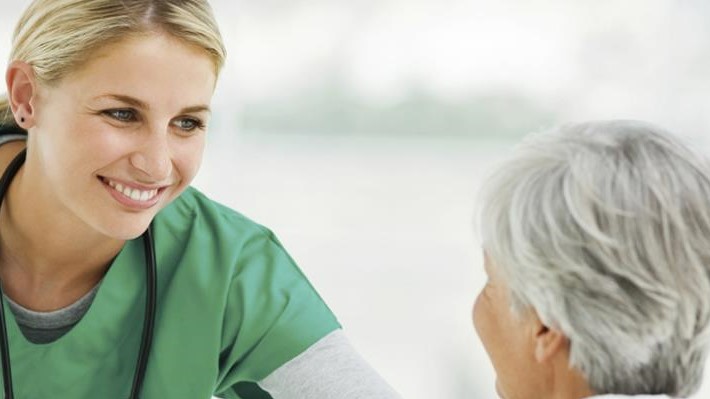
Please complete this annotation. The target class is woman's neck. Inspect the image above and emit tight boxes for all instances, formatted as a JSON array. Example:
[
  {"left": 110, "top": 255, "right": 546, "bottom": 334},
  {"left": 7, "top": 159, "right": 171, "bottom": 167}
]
[{"left": 0, "top": 142, "right": 124, "bottom": 311}]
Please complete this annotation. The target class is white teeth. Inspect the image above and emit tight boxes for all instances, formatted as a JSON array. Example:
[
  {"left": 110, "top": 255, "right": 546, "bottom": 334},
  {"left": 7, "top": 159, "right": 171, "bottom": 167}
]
[{"left": 104, "top": 178, "right": 159, "bottom": 202}]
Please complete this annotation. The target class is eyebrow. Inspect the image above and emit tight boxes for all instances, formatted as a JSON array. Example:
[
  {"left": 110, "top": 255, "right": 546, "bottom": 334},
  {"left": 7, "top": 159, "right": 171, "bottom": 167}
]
[{"left": 94, "top": 94, "right": 211, "bottom": 114}]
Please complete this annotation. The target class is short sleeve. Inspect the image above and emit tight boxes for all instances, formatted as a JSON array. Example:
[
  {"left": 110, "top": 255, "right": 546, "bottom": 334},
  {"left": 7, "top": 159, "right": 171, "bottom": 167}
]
[{"left": 213, "top": 229, "right": 341, "bottom": 398}]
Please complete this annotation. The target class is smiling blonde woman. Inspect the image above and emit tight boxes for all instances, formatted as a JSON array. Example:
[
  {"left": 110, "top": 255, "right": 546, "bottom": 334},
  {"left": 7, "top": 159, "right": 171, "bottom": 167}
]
[
  {"left": 474, "top": 120, "right": 710, "bottom": 399},
  {"left": 0, "top": 1, "right": 400, "bottom": 398}
]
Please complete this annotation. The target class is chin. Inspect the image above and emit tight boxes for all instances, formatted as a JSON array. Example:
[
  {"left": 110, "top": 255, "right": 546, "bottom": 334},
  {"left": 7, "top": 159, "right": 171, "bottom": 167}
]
[
  {"left": 105, "top": 227, "right": 151, "bottom": 241},
  {"left": 113, "top": 228, "right": 150, "bottom": 241},
  {"left": 93, "top": 215, "right": 156, "bottom": 241}
]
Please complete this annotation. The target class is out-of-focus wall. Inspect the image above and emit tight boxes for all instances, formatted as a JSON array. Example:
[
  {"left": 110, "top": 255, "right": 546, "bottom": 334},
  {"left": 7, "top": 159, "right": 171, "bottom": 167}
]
[
  {"left": 211, "top": 0, "right": 710, "bottom": 146},
  {"left": 1, "top": 1, "right": 710, "bottom": 398}
]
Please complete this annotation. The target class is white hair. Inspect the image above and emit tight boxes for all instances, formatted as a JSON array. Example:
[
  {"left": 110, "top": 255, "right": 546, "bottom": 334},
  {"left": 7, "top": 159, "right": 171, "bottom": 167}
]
[{"left": 478, "top": 120, "right": 710, "bottom": 396}]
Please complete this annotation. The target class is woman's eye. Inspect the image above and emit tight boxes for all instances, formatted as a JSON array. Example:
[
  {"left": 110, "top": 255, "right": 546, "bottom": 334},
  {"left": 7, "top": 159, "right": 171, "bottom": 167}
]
[
  {"left": 173, "top": 118, "right": 205, "bottom": 133},
  {"left": 104, "top": 109, "right": 137, "bottom": 122}
]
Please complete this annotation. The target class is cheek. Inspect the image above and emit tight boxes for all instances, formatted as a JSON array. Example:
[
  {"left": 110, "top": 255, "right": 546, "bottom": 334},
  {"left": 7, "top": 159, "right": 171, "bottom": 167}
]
[
  {"left": 472, "top": 293, "right": 484, "bottom": 334},
  {"left": 171, "top": 137, "right": 205, "bottom": 182},
  {"left": 56, "top": 112, "right": 122, "bottom": 148},
  {"left": 472, "top": 292, "right": 496, "bottom": 349},
  {"left": 474, "top": 297, "right": 514, "bottom": 398},
  {"left": 472, "top": 291, "right": 517, "bottom": 366},
  {"left": 35, "top": 116, "right": 111, "bottom": 173}
]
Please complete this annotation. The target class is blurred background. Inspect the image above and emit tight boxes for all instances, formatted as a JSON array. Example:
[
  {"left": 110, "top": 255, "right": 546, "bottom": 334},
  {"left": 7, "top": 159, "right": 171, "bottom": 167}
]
[{"left": 3, "top": 0, "right": 710, "bottom": 398}]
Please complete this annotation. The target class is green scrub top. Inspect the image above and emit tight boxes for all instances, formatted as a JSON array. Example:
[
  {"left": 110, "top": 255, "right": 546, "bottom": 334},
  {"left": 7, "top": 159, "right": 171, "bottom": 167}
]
[{"left": 1, "top": 186, "right": 341, "bottom": 398}]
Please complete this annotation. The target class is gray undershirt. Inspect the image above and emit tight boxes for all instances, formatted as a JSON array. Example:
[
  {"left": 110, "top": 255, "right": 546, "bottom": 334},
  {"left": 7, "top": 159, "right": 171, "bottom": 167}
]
[{"left": 5, "top": 284, "right": 100, "bottom": 344}]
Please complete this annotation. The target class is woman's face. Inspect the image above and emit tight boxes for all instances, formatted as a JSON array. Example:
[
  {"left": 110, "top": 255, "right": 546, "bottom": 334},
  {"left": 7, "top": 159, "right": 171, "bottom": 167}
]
[
  {"left": 472, "top": 252, "right": 546, "bottom": 399},
  {"left": 26, "top": 32, "right": 216, "bottom": 240}
]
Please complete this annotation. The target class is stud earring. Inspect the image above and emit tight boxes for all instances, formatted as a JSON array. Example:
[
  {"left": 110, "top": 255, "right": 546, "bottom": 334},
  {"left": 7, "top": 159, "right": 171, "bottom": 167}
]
[{"left": 20, "top": 117, "right": 25, "bottom": 123}]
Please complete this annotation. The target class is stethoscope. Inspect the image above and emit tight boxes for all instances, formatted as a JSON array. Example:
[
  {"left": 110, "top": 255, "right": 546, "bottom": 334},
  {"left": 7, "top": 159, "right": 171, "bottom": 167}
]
[{"left": 0, "top": 148, "right": 157, "bottom": 399}]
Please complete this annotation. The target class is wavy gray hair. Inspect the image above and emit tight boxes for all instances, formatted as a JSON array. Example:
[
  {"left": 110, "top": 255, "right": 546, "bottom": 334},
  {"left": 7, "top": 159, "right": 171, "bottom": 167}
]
[{"left": 478, "top": 120, "right": 710, "bottom": 396}]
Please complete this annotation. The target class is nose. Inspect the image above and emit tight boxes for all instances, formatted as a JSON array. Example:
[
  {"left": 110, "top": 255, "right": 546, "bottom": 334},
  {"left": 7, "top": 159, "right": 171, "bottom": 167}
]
[{"left": 129, "top": 129, "right": 172, "bottom": 182}]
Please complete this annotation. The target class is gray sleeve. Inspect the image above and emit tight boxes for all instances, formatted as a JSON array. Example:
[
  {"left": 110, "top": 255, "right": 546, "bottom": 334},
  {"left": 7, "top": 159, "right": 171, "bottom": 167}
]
[{"left": 257, "top": 329, "right": 402, "bottom": 399}]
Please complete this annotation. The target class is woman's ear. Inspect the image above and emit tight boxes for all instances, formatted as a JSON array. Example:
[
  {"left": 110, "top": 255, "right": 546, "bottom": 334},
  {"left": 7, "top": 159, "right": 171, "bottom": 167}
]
[
  {"left": 530, "top": 314, "right": 568, "bottom": 364},
  {"left": 6, "top": 60, "right": 37, "bottom": 128}
]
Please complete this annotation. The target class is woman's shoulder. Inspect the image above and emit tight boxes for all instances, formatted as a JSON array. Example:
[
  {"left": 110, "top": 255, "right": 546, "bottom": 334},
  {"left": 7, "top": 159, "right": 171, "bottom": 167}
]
[
  {"left": 150, "top": 187, "right": 315, "bottom": 304},
  {"left": 161, "top": 186, "right": 266, "bottom": 232},
  {"left": 153, "top": 186, "right": 278, "bottom": 253}
]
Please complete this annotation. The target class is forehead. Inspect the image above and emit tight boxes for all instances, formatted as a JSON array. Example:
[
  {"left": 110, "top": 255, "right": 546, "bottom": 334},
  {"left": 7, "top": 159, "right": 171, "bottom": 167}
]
[{"left": 56, "top": 33, "right": 217, "bottom": 108}]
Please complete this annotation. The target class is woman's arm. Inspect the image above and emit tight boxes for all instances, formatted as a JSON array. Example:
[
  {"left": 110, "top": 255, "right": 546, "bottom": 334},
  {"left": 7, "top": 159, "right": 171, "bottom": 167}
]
[
  {"left": 211, "top": 224, "right": 399, "bottom": 398},
  {"left": 258, "top": 329, "right": 401, "bottom": 398}
]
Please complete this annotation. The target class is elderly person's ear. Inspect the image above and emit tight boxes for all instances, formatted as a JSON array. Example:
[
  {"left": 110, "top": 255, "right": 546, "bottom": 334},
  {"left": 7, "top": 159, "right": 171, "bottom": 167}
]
[{"left": 531, "top": 316, "right": 568, "bottom": 364}]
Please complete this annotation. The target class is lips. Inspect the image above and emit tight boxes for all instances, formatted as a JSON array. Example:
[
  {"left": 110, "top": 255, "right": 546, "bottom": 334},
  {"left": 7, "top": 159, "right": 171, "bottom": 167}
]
[
  {"left": 102, "top": 177, "right": 159, "bottom": 202},
  {"left": 97, "top": 176, "right": 171, "bottom": 211}
]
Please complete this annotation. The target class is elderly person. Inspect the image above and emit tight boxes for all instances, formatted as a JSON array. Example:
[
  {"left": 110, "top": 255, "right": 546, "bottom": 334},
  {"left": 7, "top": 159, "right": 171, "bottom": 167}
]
[{"left": 473, "top": 120, "right": 710, "bottom": 399}]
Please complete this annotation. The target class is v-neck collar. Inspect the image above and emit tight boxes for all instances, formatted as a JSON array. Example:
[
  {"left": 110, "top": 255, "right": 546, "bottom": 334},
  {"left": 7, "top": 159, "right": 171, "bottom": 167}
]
[{"left": 3, "top": 236, "right": 146, "bottom": 357}]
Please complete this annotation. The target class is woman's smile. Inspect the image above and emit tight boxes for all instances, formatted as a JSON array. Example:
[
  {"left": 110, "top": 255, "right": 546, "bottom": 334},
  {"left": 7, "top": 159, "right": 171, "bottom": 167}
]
[{"left": 99, "top": 176, "right": 168, "bottom": 210}]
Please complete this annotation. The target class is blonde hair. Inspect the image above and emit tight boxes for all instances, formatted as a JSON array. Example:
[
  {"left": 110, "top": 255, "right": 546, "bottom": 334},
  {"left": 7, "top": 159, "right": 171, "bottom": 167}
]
[
  {"left": 479, "top": 120, "right": 710, "bottom": 396},
  {"left": 0, "top": 0, "right": 226, "bottom": 126}
]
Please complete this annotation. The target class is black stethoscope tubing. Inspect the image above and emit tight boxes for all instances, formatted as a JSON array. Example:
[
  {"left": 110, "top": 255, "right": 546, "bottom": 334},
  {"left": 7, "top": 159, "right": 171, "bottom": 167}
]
[{"left": 0, "top": 148, "right": 157, "bottom": 399}]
